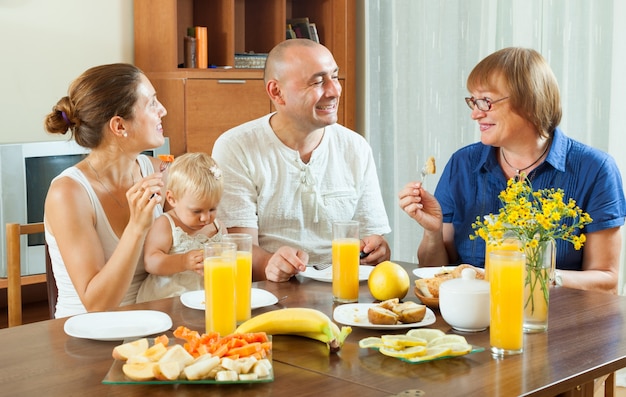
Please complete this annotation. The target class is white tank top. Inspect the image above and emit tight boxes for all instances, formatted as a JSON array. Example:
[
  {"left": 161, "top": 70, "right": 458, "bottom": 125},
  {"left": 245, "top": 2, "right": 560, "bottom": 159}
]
[{"left": 45, "top": 155, "right": 162, "bottom": 318}]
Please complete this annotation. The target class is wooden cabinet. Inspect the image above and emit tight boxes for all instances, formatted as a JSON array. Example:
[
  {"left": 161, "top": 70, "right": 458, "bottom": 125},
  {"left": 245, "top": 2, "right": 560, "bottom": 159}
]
[{"left": 134, "top": 0, "right": 355, "bottom": 156}]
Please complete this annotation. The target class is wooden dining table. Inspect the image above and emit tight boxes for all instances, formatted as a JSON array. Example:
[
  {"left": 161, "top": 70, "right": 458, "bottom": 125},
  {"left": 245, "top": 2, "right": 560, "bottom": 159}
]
[{"left": 1, "top": 261, "right": 626, "bottom": 397}]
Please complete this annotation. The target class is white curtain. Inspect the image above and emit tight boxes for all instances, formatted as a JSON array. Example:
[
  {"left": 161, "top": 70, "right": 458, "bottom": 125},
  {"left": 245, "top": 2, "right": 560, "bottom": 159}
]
[{"left": 359, "top": 0, "right": 626, "bottom": 293}]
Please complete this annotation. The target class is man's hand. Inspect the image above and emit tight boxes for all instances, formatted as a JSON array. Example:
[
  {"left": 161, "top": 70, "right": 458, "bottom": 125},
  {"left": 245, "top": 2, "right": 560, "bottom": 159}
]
[
  {"left": 264, "top": 246, "right": 309, "bottom": 282},
  {"left": 360, "top": 235, "right": 391, "bottom": 264}
]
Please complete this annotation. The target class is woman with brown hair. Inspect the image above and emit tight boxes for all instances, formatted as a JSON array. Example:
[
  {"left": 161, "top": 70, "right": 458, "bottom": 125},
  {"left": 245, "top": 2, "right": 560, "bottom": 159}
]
[{"left": 43, "top": 63, "right": 168, "bottom": 317}]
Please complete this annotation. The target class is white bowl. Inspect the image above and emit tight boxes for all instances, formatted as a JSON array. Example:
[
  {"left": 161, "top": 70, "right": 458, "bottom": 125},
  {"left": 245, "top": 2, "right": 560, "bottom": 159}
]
[{"left": 439, "top": 268, "right": 490, "bottom": 332}]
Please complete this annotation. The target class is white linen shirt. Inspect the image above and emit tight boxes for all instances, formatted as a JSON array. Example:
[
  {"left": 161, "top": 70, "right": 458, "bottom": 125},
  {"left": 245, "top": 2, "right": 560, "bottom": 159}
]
[{"left": 213, "top": 113, "right": 391, "bottom": 265}]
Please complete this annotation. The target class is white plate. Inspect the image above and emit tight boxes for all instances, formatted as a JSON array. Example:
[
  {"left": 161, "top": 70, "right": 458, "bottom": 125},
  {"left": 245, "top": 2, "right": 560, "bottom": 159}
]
[
  {"left": 64, "top": 310, "right": 172, "bottom": 341},
  {"left": 333, "top": 303, "right": 436, "bottom": 330},
  {"left": 412, "top": 266, "right": 458, "bottom": 279},
  {"left": 180, "top": 288, "right": 279, "bottom": 311},
  {"left": 299, "top": 265, "right": 373, "bottom": 283}
]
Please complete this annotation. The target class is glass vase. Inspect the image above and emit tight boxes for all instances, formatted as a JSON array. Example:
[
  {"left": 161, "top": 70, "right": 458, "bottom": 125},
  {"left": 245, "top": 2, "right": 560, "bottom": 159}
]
[{"left": 523, "top": 239, "right": 556, "bottom": 333}]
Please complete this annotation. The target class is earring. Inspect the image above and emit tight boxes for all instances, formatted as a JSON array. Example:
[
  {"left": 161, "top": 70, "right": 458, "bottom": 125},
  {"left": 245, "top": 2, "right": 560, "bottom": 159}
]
[{"left": 122, "top": 132, "right": 128, "bottom": 137}]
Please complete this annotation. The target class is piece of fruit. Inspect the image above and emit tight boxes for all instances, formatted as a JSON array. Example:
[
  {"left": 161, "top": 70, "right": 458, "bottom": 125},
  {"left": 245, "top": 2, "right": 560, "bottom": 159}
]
[
  {"left": 153, "top": 361, "right": 182, "bottom": 381},
  {"left": 234, "top": 308, "right": 351, "bottom": 353},
  {"left": 183, "top": 355, "right": 220, "bottom": 380},
  {"left": 122, "top": 362, "right": 158, "bottom": 381},
  {"left": 380, "top": 334, "right": 427, "bottom": 349},
  {"left": 112, "top": 338, "right": 149, "bottom": 360},
  {"left": 434, "top": 342, "right": 473, "bottom": 356},
  {"left": 406, "top": 328, "right": 446, "bottom": 343},
  {"left": 358, "top": 337, "right": 383, "bottom": 349},
  {"left": 405, "top": 346, "right": 452, "bottom": 362},
  {"left": 379, "top": 345, "right": 427, "bottom": 359},
  {"left": 142, "top": 342, "right": 168, "bottom": 362},
  {"left": 368, "top": 261, "right": 410, "bottom": 301},
  {"left": 158, "top": 344, "right": 194, "bottom": 368},
  {"left": 428, "top": 334, "right": 468, "bottom": 347},
  {"left": 157, "top": 154, "right": 175, "bottom": 163}
]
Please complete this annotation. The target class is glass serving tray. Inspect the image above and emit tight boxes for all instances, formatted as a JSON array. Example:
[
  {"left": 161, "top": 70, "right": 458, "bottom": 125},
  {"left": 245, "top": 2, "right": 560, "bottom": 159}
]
[
  {"left": 366, "top": 345, "right": 484, "bottom": 364},
  {"left": 103, "top": 339, "right": 274, "bottom": 385}
]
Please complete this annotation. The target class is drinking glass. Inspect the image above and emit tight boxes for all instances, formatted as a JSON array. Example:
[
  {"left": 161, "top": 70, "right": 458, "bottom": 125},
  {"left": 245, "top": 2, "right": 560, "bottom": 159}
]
[
  {"left": 332, "top": 221, "right": 360, "bottom": 303},
  {"left": 489, "top": 250, "right": 525, "bottom": 357},
  {"left": 204, "top": 242, "right": 237, "bottom": 336},
  {"left": 223, "top": 234, "right": 253, "bottom": 323}
]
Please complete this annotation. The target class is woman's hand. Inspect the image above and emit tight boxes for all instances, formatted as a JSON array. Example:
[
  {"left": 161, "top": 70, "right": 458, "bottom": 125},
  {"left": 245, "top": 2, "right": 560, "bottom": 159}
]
[
  {"left": 127, "top": 174, "right": 164, "bottom": 232},
  {"left": 398, "top": 181, "right": 444, "bottom": 232}
]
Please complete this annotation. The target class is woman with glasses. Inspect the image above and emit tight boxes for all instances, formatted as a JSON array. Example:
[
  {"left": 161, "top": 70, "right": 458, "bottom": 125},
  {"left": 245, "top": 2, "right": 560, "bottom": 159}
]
[{"left": 399, "top": 47, "right": 625, "bottom": 293}]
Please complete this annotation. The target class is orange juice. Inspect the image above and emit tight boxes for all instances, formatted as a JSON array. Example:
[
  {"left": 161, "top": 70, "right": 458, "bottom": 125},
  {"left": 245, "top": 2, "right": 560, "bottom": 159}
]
[
  {"left": 235, "top": 251, "right": 252, "bottom": 323},
  {"left": 204, "top": 255, "right": 236, "bottom": 336},
  {"left": 223, "top": 234, "right": 253, "bottom": 324},
  {"left": 489, "top": 250, "right": 524, "bottom": 356},
  {"left": 332, "top": 238, "right": 360, "bottom": 302},
  {"left": 484, "top": 238, "right": 521, "bottom": 281}
]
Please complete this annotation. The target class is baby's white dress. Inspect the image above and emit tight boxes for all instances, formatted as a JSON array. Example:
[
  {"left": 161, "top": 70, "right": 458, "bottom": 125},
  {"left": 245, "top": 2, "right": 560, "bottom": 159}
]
[{"left": 136, "top": 213, "right": 223, "bottom": 302}]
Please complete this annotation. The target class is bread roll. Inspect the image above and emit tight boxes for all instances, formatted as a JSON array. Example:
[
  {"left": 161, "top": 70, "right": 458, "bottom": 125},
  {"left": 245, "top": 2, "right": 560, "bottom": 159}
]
[
  {"left": 392, "top": 301, "right": 426, "bottom": 323},
  {"left": 368, "top": 300, "right": 426, "bottom": 325},
  {"left": 378, "top": 298, "right": 400, "bottom": 311},
  {"left": 368, "top": 306, "right": 398, "bottom": 325}
]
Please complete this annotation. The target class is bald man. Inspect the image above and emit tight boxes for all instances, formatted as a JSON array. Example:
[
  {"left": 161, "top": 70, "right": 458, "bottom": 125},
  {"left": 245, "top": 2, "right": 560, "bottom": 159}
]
[{"left": 213, "top": 39, "right": 391, "bottom": 282}]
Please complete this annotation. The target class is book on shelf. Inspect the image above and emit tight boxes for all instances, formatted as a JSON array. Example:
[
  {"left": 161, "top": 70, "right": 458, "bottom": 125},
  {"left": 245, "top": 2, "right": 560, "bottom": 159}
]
[
  {"left": 286, "top": 17, "right": 311, "bottom": 40},
  {"left": 234, "top": 52, "right": 268, "bottom": 69},
  {"left": 308, "top": 23, "right": 320, "bottom": 43},
  {"left": 286, "top": 24, "right": 297, "bottom": 40},
  {"left": 195, "top": 26, "right": 208, "bottom": 68},
  {"left": 184, "top": 36, "right": 197, "bottom": 68}
]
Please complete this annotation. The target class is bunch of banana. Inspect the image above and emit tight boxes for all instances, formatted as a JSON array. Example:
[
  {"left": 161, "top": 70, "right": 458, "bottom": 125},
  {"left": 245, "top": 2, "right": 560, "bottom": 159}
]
[{"left": 234, "top": 308, "right": 351, "bottom": 353}]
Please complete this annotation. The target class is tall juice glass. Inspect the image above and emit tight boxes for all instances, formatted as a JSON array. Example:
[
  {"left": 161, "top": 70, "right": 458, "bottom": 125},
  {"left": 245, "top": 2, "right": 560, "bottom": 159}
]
[
  {"left": 484, "top": 237, "right": 521, "bottom": 281},
  {"left": 332, "top": 221, "right": 360, "bottom": 303},
  {"left": 489, "top": 250, "right": 525, "bottom": 357},
  {"left": 223, "top": 234, "right": 253, "bottom": 323},
  {"left": 204, "top": 242, "right": 237, "bottom": 336}
]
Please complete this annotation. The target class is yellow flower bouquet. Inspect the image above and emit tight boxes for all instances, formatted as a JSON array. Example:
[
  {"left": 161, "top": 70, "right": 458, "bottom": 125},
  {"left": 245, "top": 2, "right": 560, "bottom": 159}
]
[{"left": 471, "top": 176, "right": 592, "bottom": 331}]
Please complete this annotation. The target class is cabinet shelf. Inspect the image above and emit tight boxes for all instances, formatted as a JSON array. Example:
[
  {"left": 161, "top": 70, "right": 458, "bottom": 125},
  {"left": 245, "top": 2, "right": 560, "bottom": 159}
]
[{"left": 134, "top": 0, "right": 355, "bottom": 156}]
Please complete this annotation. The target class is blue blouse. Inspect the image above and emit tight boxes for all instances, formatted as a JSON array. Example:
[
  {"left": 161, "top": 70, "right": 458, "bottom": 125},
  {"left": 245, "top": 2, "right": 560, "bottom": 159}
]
[{"left": 434, "top": 128, "right": 626, "bottom": 270}]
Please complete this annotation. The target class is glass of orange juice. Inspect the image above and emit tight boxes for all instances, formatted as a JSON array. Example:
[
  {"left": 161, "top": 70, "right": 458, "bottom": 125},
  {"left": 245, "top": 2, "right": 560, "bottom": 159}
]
[
  {"left": 489, "top": 249, "right": 525, "bottom": 357},
  {"left": 484, "top": 236, "right": 521, "bottom": 281},
  {"left": 332, "top": 221, "right": 360, "bottom": 303},
  {"left": 204, "top": 242, "right": 237, "bottom": 336},
  {"left": 223, "top": 233, "right": 253, "bottom": 323}
]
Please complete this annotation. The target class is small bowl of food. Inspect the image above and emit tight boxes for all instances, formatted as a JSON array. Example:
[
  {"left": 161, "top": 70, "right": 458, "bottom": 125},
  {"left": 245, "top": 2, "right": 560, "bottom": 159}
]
[
  {"left": 413, "top": 286, "right": 439, "bottom": 309},
  {"left": 414, "top": 264, "right": 484, "bottom": 310}
]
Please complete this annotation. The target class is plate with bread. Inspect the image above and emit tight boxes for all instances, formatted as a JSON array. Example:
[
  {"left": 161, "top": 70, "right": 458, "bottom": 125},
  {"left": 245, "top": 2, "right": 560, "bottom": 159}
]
[
  {"left": 333, "top": 299, "right": 435, "bottom": 330},
  {"left": 413, "top": 264, "right": 485, "bottom": 309}
]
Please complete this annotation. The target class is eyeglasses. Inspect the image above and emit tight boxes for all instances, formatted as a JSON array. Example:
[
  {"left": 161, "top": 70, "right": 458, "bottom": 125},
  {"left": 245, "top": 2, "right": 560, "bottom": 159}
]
[{"left": 464, "top": 96, "right": 509, "bottom": 111}]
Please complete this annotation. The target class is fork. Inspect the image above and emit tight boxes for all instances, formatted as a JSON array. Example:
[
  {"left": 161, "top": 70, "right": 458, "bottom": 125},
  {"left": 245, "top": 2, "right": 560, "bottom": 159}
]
[
  {"left": 159, "top": 160, "right": 171, "bottom": 172},
  {"left": 313, "top": 263, "right": 332, "bottom": 271},
  {"left": 420, "top": 164, "right": 429, "bottom": 183}
]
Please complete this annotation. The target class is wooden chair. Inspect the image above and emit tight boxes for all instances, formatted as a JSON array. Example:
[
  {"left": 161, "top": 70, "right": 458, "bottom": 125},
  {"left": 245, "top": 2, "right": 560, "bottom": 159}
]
[{"left": 6, "top": 222, "right": 56, "bottom": 327}]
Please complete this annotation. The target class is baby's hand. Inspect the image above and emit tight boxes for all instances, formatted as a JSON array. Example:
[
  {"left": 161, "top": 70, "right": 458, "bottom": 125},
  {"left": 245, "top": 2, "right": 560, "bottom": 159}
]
[{"left": 185, "top": 249, "right": 204, "bottom": 275}]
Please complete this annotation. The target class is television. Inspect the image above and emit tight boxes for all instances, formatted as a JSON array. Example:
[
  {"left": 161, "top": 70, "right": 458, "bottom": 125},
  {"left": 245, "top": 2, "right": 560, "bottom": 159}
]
[{"left": 0, "top": 138, "right": 170, "bottom": 277}]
